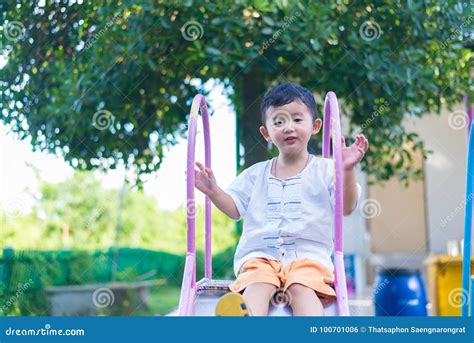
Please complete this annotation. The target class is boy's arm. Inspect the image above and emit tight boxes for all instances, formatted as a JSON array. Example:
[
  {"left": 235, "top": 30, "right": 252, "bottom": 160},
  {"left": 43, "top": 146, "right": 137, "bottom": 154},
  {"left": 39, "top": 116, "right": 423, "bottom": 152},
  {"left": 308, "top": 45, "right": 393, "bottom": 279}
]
[
  {"left": 208, "top": 187, "right": 240, "bottom": 220},
  {"left": 342, "top": 167, "right": 358, "bottom": 216},
  {"left": 194, "top": 161, "right": 241, "bottom": 220},
  {"left": 341, "top": 134, "right": 369, "bottom": 215}
]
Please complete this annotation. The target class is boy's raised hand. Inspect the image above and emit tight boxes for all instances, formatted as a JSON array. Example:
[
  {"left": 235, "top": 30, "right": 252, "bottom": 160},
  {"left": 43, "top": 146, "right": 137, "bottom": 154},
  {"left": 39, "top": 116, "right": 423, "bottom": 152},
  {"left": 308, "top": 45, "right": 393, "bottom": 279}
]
[
  {"left": 194, "top": 161, "right": 218, "bottom": 196},
  {"left": 341, "top": 134, "right": 369, "bottom": 170}
]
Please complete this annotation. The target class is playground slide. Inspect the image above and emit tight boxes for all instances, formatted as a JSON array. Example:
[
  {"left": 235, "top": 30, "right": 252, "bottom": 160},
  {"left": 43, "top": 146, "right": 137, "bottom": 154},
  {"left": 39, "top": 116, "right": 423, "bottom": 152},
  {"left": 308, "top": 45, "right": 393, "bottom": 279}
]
[{"left": 172, "top": 92, "right": 347, "bottom": 317}]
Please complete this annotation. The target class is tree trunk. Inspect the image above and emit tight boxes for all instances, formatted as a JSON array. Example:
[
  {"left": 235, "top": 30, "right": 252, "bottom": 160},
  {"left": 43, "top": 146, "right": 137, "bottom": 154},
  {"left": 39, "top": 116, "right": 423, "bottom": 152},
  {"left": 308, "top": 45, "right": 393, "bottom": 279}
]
[{"left": 239, "top": 70, "right": 268, "bottom": 170}]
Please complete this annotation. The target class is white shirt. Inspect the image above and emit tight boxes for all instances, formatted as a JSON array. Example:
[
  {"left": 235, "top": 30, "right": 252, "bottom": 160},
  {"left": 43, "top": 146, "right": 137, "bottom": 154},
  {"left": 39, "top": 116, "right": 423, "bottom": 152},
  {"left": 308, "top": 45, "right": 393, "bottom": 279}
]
[{"left": 226, "top": 155, "right": 361, "bottom": 277}]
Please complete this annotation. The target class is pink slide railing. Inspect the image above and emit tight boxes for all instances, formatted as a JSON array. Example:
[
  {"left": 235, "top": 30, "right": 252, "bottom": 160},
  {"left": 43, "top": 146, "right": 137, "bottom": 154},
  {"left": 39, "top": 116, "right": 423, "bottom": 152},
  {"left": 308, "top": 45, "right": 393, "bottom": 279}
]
[
  {"left": 178, "top": 94, "right": 212, "bottom": 315},
  {"left": 323, "top": 91, "right": 350, "bottom": 316}
]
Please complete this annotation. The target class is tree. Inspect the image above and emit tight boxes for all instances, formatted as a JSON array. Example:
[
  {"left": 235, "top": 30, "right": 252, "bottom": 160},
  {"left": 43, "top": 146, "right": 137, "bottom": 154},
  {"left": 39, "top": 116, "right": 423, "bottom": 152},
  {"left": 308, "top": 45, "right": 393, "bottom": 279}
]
[
  {"left": 1, "top": 170, "right": 236, "bottom": 252},
  {"left": 1, "top": 0, "right": 472, "bottom": 183}
]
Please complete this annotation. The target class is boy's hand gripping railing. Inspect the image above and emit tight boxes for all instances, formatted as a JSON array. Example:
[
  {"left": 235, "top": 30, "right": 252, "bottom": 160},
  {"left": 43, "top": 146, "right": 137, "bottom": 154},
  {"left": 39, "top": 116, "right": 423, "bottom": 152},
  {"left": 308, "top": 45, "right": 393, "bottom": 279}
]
[
  {"left": 322, "top": 92, "right": 350, "bottom": 316},
  {"left": 178, "top": 94, "right": 212, "bottom": 316}
]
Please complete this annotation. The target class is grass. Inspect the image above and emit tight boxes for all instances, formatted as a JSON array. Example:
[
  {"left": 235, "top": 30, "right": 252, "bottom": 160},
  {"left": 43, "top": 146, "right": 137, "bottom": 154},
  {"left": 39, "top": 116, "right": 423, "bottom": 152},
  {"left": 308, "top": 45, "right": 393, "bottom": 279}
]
[
  {"left": 110, "top": 283, "right": 181, "bottom": 316},
  {"left": 147, "top": 284, "right": 181, "bottom": 315}
]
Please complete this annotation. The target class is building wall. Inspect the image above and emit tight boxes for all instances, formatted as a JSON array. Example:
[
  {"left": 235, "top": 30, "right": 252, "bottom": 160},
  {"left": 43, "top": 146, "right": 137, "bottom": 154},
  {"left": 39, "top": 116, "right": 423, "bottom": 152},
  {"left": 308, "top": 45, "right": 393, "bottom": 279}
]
[
  {"left": 361, "top": 102, "right": 470, "bottom": 256},
  {"left": 405, "top": 103, "right": 470, "bottom": 254}
]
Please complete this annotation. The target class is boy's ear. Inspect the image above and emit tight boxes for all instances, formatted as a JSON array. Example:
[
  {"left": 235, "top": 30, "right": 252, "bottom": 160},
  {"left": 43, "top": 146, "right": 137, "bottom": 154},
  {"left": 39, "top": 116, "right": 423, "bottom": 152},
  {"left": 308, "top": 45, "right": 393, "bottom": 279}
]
[
  {"left": 259, "top": 126, "right": 270, "bottom": 142},
  {"left": 312, "top": 118, "right": 322, "bottom": 135}
]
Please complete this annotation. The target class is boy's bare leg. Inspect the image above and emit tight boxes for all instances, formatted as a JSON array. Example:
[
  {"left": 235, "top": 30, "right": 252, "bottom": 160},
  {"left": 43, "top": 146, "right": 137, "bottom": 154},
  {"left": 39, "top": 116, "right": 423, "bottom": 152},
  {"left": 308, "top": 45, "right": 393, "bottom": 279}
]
[
  {"left": 242, "top": 282, "right": 277, "bottom": 316},
  {"left": 287, "top": 283, "right": 324, "bottom": 316}
]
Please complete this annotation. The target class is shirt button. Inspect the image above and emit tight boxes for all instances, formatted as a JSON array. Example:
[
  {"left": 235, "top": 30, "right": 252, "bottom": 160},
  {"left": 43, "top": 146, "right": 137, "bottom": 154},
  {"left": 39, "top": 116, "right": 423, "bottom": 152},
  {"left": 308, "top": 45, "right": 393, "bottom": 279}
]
[
  {"left": 278, "top": 238, "right": 284, "bottom": 244},
  {"left": 281, "top": 249, "right": 286, "bottom": 256}
]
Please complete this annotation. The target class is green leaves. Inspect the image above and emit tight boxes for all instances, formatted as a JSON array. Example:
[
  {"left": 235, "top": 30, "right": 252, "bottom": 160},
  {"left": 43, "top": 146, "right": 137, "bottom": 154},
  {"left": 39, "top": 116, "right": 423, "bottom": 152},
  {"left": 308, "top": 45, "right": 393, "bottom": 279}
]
[
  {"left": 204, "top": 47, "right": 221, "bottom": 56},
  {"left": 261, "top": 16, "right": 275, "bottom": 26},
  {"left": 1, "top": 0, "right": 472, "bottom": 184}
]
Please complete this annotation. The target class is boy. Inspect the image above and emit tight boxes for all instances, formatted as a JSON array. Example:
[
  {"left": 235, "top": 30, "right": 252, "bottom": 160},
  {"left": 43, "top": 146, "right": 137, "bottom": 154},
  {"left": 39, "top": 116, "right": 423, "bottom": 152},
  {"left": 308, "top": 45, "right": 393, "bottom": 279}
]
[{"left": 194, "top": 83, "right": 368, "bottom": 316}]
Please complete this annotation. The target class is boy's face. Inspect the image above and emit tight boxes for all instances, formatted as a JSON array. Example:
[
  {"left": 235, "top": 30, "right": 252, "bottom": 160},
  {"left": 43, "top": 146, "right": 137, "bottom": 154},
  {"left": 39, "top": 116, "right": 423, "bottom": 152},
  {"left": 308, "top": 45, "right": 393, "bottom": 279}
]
[{"left": 259, "top": 100, "right": 322, "bottom": 156}]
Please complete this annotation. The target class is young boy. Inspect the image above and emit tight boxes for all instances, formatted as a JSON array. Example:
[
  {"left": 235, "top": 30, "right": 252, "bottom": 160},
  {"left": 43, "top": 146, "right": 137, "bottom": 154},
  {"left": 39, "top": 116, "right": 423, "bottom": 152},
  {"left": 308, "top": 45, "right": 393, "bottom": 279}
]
[{"left": 194, "top": 83, "right": 368, "bottom": 316}]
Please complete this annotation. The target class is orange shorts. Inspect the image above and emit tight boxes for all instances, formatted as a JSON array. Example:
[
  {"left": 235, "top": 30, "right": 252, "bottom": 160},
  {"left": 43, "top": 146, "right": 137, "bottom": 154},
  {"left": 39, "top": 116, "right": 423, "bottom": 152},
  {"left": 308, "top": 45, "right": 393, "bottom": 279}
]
[{"left": 228, "top": 257, "right": 336, "bottom": 300}]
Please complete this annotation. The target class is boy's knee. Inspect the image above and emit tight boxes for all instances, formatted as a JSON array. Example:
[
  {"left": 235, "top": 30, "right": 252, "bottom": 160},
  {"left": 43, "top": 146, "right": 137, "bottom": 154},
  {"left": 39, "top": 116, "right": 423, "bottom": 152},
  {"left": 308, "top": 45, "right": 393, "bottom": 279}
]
[
  {"left": 243, "top": 283, "right": 278, "bottom": 316},
  {"left": 246, "top": 282, "right": 278, "bottom": 296},
  {"left": 286, "top": 283, "right": 316, "bottom": 298},
  {"left": 243, "top": 282, "right": 278, "bottom": 305}
]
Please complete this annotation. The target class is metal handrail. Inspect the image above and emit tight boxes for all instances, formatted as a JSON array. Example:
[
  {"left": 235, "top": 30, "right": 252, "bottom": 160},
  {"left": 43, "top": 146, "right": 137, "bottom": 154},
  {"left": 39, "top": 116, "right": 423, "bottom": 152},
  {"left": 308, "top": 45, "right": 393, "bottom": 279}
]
[
  {"left": 178, "top": 94, "right": 212, "bottom": 315},
  {"left": 323, "top": 91, "right": 350, "bottom": 316}
]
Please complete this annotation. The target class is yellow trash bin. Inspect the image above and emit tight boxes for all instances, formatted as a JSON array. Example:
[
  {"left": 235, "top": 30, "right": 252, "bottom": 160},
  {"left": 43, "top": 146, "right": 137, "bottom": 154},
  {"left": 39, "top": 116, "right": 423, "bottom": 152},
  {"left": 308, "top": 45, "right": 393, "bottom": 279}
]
[{"left": 425, "top": 255, "right": 474, "bottom": 316}]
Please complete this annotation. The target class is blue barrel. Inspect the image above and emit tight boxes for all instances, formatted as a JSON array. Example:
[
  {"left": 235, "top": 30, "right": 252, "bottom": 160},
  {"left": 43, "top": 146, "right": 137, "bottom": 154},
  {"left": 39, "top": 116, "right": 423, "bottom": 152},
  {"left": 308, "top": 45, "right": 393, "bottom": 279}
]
[{"left": 374, "top": 268, "right": 427, "bottom": 316}]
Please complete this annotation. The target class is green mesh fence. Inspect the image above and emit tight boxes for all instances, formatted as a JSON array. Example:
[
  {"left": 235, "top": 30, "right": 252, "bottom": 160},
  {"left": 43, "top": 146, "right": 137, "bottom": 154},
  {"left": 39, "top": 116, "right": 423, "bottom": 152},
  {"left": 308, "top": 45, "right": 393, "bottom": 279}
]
[
  {"left": 0, "top": 246, "right": 235, "bottom": 294},
  {"left": 0, "top": 247, "right": 186, "bottom": 294}
]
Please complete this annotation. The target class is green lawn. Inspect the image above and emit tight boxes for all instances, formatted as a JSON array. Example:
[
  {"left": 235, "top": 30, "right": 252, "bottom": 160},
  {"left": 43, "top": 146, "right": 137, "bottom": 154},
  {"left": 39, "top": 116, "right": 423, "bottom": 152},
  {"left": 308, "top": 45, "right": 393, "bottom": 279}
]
[{"left": 147, "top": 284, "right": 181, "bottom": 316}]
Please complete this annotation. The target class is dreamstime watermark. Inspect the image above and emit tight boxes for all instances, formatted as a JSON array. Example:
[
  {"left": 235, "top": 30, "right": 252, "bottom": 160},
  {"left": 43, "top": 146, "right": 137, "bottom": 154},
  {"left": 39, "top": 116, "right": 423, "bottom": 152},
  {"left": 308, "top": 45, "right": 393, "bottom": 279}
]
[
  {"left": 351, "top": 278, "right": 389, "bottom": 316},
  {"left": 259, "top": 12, "right": 301, "bottom": 53},
  {"left": 359, "top": 21, "right": 382, "bottom": 41},
  {"left": 3, "top": 20, "right": 26, "bottom": 42},
  {"left": 2, "top": 195, "right": 29, "bottom": 218},
  {"left": 84, "top": 207, "right": 106, "bottom": 228},
  {"left": 19, "top": 96, "right": 36, "bottom": 115},
  {"left": 270, "top": 287, "right": 292, "bottom": 307},
  {"left": 181, "top": 198, "right": 203, "bottom": 219},
  {"left": 5, "top": 323, "right": 85, "bottom": 337},
  {"left": 373, "top": 277, "right": 389, "bottom": 295},
  {"left": 440, "top": 15, "right": 473, "bottom": 50},
  {"left": 0, "top": 279, "right": 34, "bottom": 314},
  {"left": 447, "top": 110, "right": 469, "bottom": 131},
  {"left": 440, "top": 193, "right": 473, "bottom": 228},
  {"left": 355, "top": 101, "right": 390, "bottom": 135},
  {"left": 448, "top": 287, "right": 469, "bottom": 308},
  {"left": 359, "top": 198, "right": 382, "bottom": 219},
  {"left": 92, "top": 109, "right": 115, "bottom": 131},
  {"left": 92, "top": 287, "right": 114, "bottom": 308},
  {"left": 83, "top": 13, "right": 122, "bottom": 51},
  {"left": 181, "top": 20, "right": 204, "bottom": 41}
]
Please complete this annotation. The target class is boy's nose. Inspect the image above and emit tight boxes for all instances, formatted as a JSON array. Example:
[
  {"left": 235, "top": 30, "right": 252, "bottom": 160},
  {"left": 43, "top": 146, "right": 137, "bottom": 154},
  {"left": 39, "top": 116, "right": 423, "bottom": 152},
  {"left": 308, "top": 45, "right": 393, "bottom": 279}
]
[{"left": 283, "top": 122, "right": 295, "bottom": 132}]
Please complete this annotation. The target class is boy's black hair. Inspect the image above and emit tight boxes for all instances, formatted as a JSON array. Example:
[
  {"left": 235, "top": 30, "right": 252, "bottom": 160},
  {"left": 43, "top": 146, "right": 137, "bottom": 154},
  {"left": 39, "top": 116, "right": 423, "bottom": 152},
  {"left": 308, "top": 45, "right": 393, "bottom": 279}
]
[{"left": 260, "top": 82, "right": 317, "bottom": 126}]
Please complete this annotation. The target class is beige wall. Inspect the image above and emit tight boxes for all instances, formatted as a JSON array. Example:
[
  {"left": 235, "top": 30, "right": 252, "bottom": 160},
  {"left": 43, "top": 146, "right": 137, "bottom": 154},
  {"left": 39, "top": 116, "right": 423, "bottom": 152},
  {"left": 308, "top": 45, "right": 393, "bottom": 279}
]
[
  {"left": 367, "top": 148, "right": 427, "bottom": 253},
  {"left": 405, "top": 103, "right": 470, "bottom": 254},
  {"left": 367, "top": 103, "right": 470, "bottom": 255}
]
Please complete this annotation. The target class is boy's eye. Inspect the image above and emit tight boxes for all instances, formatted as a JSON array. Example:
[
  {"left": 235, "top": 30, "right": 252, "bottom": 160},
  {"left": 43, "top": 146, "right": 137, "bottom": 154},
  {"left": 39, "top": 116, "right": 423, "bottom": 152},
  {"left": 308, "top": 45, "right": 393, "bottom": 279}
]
[{"left": 294, "top": 118, "right": 302, "bottom": 122}]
